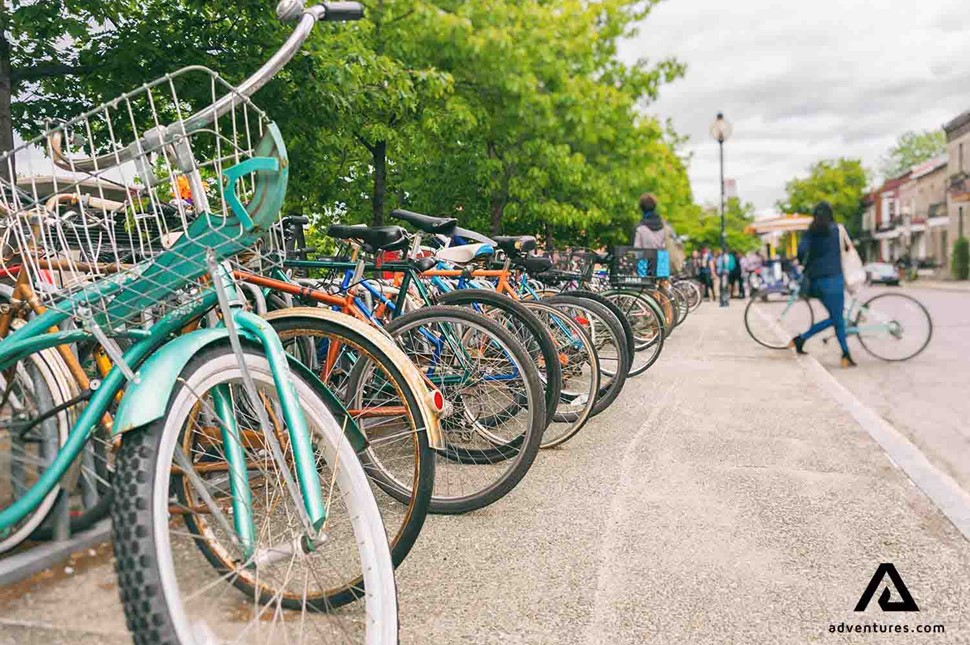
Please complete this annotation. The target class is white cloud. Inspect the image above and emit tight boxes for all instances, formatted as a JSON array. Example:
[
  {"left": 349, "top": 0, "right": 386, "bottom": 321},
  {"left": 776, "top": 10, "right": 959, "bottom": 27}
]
[{"left": 621, "top": 0, "right": 970, "bottom": 212}]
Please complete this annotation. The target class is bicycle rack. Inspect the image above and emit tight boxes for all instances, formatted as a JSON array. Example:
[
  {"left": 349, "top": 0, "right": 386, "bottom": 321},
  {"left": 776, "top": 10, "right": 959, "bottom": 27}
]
[
  {"left": 0, "top": 437, "right": 112, "bottom": 586},
  {"left": 0, "top": 512, "right": 111, "bottom": 587}
]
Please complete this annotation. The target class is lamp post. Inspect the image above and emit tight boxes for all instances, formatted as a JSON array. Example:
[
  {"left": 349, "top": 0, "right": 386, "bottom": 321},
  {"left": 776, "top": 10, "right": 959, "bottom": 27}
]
[{"left": 710, "top": 112, "right": 733, "bottom": 307}]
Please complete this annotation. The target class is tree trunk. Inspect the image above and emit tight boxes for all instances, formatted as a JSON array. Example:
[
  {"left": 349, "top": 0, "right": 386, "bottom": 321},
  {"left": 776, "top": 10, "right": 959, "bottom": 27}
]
[
  {"left": 489, "top": 194, "right": 505, "bottom": 237},
  {"left": 487, "top": 141, "right": 508, "bottom": 236},
  {"left": 0, "top": 21, "right": 15, "bottom": 175},
  {"left": 372, "top": 140, "right": 386, "bottom": 226}
]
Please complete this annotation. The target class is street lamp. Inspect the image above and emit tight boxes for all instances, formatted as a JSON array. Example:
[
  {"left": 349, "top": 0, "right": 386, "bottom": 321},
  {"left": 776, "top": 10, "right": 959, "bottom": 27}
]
[{"left": 710, "top": 112, "right": 733, "bottom": 308}]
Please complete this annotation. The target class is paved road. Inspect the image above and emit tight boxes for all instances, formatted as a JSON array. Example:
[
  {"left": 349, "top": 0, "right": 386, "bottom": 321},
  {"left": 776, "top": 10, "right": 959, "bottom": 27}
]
[
  {"left": 1, "top": 302, "right": 969, "bottom": 643},
  {"left": 814, "top": 286, "right": 970, "bottom": 495}
]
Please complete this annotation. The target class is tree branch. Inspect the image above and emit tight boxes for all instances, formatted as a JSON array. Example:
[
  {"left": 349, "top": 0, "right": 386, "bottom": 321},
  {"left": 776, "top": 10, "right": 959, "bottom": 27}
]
[{"left": 12, "top": 64, "right": 100, "bottom": 82}]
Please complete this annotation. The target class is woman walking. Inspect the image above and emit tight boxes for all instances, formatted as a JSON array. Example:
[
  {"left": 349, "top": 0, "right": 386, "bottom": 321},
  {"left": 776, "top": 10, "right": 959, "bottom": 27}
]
[{"left": 788, "top": 201, "right": 857, "bottom": 368}]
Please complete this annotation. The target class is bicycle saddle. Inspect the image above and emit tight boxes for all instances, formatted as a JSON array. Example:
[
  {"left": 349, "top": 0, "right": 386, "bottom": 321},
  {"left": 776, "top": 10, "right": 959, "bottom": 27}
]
[
  {"left": 435, "top": 242, "right": 494, "bottom": 265},
  {"left": 513, "top": 254, "right": 552, "bottom": 275},
  {"left": 492, "top": 235, "right": 537, "bottom": 257},
  {"left": 412, "top": 256, "right": 437, "bottom": 272},
  {"left": 327, "top": 224, "right": 409, "bottom": 253},
  {"left": 390, "top": 209, "right": 458, "bottom": 235}
]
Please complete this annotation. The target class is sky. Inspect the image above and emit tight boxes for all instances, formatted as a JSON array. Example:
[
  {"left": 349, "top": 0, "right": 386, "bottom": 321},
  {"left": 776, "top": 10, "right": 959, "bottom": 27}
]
[{"left": 619, "top": 0, "right": 970, "bottom": 217}]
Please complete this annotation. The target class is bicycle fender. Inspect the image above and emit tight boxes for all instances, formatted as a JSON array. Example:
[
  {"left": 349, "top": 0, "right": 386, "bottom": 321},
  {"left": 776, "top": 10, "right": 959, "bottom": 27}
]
[
  {"left": 112, "top": 328, "right": 369, "bottom": 453},
  {"left": 113, "top": 328, "right": 248, "bottom": 435}
]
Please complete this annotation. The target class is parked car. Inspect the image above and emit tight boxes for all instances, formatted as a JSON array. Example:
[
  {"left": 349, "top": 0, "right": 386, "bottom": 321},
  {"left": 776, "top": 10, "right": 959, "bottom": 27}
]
[{"left": 864, "top": 262, "right": 900, "bottom": 286}]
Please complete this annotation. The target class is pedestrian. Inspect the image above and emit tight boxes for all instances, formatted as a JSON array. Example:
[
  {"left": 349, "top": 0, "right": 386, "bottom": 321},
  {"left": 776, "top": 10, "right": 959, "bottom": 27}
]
[
  {"left": 686, "top": 250, "right": 698, "bottom": 278},
  {"left": 632, "top": 193, "right": 666, "bottom": 249},
  {"left": 716, "top": 248, "right": 734, "bottom": 300},
  {"left": 730, "top": 250, "right": 744, "bottom": 298},
  {"left": 697, "top": 247, "right": 713, "bottom": 299},
  {"left": 788, "top": 201, "right": 857, "bottom": 368},
  {"left": 706, "top": 247, "right": 719, "bottom": 302}
]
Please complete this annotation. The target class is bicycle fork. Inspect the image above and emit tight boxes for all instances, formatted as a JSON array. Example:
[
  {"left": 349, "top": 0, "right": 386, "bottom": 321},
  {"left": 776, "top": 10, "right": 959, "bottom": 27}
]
[{"left": 207, "top": 254, "right": 328, "bottom": 563}]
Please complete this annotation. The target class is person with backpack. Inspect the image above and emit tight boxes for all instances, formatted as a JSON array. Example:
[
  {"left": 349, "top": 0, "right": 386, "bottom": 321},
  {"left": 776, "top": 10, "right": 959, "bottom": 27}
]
[
  {"left": 632, "top": 193, "right": 666, "bottom": 249},
  {"left": 716, "top": 247, "right": 735, "bottom": 299},
  {"left": 730, "top": 251, "right": 745, "bottom": 298}
]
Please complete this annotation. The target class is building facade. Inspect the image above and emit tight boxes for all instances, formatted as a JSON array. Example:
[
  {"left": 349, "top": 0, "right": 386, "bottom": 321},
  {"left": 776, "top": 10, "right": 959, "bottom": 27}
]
[
  {"left": 944, "top": 111, "right": 970, "bottom": 252},
  {"left": 899, "top": 156, "right": 948, "bottom": 268},
  {"left": 869, "top": 172, "right": 910, "bottom": 262}
]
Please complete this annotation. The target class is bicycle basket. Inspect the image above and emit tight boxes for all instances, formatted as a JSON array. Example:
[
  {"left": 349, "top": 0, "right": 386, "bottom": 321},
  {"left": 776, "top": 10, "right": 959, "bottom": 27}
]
[
  {"left": 550, "top": 248, "right": 595, "bottom": 280},
  {"left": 0, "top": 66, "right": 286, "bottom": 331},
  {"left": 610, "top": 246, "right": 670, "bottom": 286}
]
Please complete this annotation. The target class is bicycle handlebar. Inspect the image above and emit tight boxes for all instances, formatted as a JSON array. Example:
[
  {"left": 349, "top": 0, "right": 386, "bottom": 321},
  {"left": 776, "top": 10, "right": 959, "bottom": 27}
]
[{"left": 49, "top": 1, "right": 363, "bottom": 174}]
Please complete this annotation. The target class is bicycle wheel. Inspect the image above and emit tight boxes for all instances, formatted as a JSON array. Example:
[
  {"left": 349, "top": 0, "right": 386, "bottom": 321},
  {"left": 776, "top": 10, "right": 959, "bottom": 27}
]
[
  {"left": 265, "top": 310, "right": 434, "bottom": 592},
  {"left": 383, "top": 306, "right": 545, "bottom": 514},
  {"left": 644, "top": 286, "right": 676, "bottom": 337},
  {"left": 30, "top": 340, "right": 115, "bottom": 541},
  {"left": 112, "top": 343, "right": 398, "bottom": 643},
  {"left": 854, "top": 292, "right": 933, "bottom": 361},
  {"left": 519, "top": 301, "right": 600, "bottom": 448},
  {"left": 546, "top": 295, "right": 629, "bottom": 416},
  {"left": 600, "top": 289, "right": 666, "bottom": 376},
  {"left": 668, "top": 283, "right": 689, "bottom": 326},
  {"left": 0, "top": 345, "right": 73, "bottom": 553},
  {"left": 744, "top": 290, "right": 815, "bottom": 349},
  {"left": 560, "top": 290, "right": 635, "bottom": 373},
  {"left": 435, "top": 289, "right": 563, "bottom": 428},
  {"left": 678, "top": 280, "right": 703, "bottom": 312}
]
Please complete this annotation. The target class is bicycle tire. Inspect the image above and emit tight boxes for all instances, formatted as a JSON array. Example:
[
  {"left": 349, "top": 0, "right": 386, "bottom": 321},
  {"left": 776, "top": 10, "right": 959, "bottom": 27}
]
[
  {"left": 383, "top": 306, "right": 545, "bottom": 514},
  {"left": 435, "top": 289, "right": 563, "bottom": 429},
  {"left": 518, "top": 300, "right": 600, "bottom": 448},
  {"left": 854, "top": 292, "right": 933, "bottom": 361},
  {"left": 265, "top": 312, "right": 434, "bottom": 594},
  {"left": 546, "top": 295, "right": 629, "bottom": 416},
  {"left": 112, "top": 343, "right": 398, "bottom": 643},
  {"left": 744, "top": 290, "right": 815, "bottom": 349},
  {"left": 561, "top": 290, "right": 635, "bottom": 373},
  {"left": 0, "top": 346, "right": 73, "bottom": 553},
  {"left": 599, "top": 288, "right": 666, "bottom": 376}
]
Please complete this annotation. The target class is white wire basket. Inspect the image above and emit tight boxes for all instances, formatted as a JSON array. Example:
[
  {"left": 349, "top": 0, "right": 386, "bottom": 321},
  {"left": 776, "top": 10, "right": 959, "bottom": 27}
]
[{"left": 0, "top": 66, "right": 287, "bottom": 332}]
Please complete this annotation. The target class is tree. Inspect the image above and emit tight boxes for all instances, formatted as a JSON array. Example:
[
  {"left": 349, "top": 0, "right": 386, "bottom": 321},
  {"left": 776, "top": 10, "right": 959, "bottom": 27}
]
[
  {"left": 676, "top": 198, "right": 759, "bottom": 254},
  {"left": 880, "top": 130, "right": 946, "bottom": 180},
  {"left": 953, "top": 237, "right": 969, "bottom": 281},
  {"left": 391, "top": 0, "right": 688, "bottom": 244},
  {"left": 5, "top": 0, "right": 699, "bottom": 251},
  {"left": 777, "top": 158, "right": 868, "bottom": 237},
  {"left": 0, "top": 0, "right": 136, "bottom": 157}
]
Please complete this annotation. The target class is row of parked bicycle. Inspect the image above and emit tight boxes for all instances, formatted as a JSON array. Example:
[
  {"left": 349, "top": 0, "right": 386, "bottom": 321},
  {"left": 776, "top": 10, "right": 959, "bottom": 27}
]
[{"left": 0, "top": 2, "right": 704, "bottom": 642}]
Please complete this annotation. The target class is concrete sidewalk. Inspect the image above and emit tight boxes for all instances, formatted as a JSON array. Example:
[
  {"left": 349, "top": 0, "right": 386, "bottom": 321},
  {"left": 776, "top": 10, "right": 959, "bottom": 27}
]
[{"left": 2, "top": 303, "right": 968, "bottom": 643}]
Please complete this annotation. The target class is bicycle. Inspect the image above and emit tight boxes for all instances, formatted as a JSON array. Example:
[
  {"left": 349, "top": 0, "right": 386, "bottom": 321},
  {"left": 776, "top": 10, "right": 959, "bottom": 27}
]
[
  {"left": 0, "top": 2, "right": 399, "bottom": 641},
  {"left": 744, "top": 283, "right": 933, "bottom": 361}
]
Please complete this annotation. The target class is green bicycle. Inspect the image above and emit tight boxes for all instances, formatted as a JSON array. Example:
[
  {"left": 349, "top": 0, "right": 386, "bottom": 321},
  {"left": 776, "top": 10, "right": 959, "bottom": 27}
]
[{"left": 0, "top": 2, "right": 399, "bottom": 642}]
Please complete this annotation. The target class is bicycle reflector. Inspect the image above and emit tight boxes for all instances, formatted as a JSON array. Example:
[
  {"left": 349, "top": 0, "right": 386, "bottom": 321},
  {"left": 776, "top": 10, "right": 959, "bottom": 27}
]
[{"left": 428, "top": 389, "right": 446, "bottom": 414}]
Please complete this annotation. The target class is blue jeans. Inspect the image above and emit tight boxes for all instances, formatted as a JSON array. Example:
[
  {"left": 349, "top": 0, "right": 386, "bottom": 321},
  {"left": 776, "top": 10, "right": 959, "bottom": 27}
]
[{"left": 800, "top": 274, "right": 849, "bottom": 354}]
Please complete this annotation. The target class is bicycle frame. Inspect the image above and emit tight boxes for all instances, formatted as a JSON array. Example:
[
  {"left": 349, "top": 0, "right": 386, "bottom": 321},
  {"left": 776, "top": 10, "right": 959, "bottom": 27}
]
[
  {"left": 267, "top": 258, "right": 517, "bottom": 383},
  {"left": 769, "top": 284, "right": 895, "bottom": 339}
]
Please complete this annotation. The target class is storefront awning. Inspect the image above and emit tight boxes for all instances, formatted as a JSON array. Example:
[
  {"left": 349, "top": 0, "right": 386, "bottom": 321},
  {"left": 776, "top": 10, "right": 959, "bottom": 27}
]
[{"left": 745, "top": 215, "right": 813, "bottom": 235}]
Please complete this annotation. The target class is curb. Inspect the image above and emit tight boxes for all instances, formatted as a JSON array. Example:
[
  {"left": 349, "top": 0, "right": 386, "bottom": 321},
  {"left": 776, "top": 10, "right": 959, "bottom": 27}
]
[
  {"left": 902, "top": 281, "right": 970, "bottom": 294},
  {"left": 798, "top": 355, "right": 970, "bottom": 542},
  {"left": 752, "top": 305, "right": 970, "bottom": 541}
]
